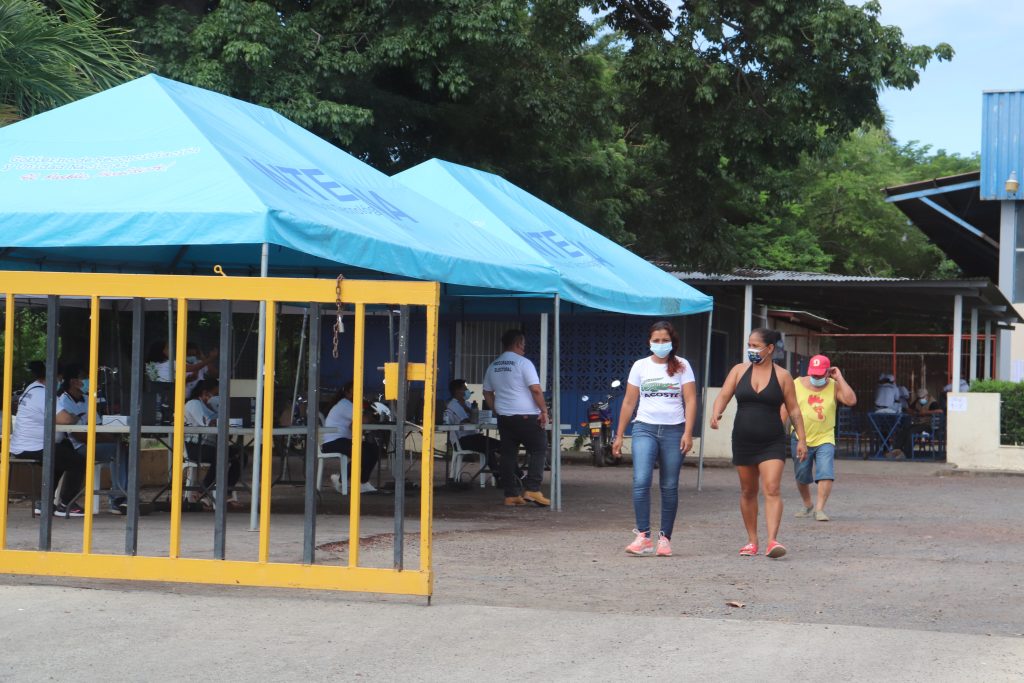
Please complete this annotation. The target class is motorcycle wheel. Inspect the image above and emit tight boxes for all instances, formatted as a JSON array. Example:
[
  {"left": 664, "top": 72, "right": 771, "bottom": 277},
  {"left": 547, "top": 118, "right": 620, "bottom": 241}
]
[{"left": 591, "top": 436, "right": 605, "bottom": 467}]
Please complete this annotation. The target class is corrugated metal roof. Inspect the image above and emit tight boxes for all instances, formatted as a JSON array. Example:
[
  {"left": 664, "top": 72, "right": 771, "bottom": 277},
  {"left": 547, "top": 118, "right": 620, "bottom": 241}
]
[{"left": 667, "top": 268, "right": 909, "bottom": 283}]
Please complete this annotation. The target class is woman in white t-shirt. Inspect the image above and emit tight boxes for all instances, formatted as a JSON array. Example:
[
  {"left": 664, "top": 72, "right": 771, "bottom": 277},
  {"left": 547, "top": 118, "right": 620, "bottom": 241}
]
[{"left": 612, "top": 321, "right": 697, "bottom": 558}]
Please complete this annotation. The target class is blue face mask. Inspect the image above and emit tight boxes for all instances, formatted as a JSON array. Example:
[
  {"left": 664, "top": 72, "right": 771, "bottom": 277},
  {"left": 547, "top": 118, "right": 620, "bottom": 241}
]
[
  {"left": 919, "top": 398, "right": 928, "bottom": 406},
  {"left": 746, "top": 348, "right": 765, "bottom": 364},
  {"left": 650, "top": 342, "right": 673, "bottom": 359},
  {"left": 464, "top": 389, "right": 473, "bottom": 400},
  {"left": 809, "top": 376, "right": 827, "bottom": 388},
  {"left": 80, "top": 379, "right": 90, "bottom": 394}
]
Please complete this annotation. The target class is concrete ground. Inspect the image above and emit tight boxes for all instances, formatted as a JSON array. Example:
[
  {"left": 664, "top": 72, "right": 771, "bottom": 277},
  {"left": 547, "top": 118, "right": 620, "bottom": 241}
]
[{"left": 1, "top": 458, "right": 1022, "bottom": 680}]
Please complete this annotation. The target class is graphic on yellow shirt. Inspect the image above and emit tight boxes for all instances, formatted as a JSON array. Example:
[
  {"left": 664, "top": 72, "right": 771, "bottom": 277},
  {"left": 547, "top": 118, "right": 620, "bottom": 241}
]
[{"left": 794, "top": 380, "right": 836, "bottom": 447}]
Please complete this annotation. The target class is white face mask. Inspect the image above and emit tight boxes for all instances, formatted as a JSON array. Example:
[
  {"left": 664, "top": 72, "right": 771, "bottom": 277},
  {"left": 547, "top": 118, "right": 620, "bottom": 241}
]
[
  {"left": 650, "top": 342, "right": 673, "bottom": 359},
  {"left": 809, "top": 376, "right": 828, "bottom": 388}
]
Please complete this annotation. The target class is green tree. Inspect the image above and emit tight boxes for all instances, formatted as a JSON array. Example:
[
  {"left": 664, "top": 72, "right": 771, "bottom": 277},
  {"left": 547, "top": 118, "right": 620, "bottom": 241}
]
[
  {"left": 593, "top": 0, "right": 954, "bottom": 269},
  {"left": 0, "top": 0, "right": 147, "bottom": 125},
  {"left": 747, "top": 127, "right": 978, "bottom": 277},
  {"left": 98, "top": 0, "right": 636, "bottom": 241}
]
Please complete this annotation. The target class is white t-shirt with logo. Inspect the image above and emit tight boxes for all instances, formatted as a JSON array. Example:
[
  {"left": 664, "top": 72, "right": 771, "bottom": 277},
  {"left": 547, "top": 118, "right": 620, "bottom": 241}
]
[
  {"left": 322, "top": 399, "right": 354, "bottom": 444},
  {"left": 483, "top": 351, "right": 541, "bottom": 416},
  {"left": 9, "top": 381, "right": 51, "bottom": 454},
  {"left": 627, "top": 356, "right": 696, "bottom": 426}
]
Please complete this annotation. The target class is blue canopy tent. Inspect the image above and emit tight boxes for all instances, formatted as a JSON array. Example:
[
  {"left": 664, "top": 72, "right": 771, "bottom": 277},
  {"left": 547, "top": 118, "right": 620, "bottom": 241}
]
[
  {"left": 0, "top": 74, "right": 570, "bottom": 522},
  {"left": 394, "top": 160, "right": 715, "bottom": 494}
]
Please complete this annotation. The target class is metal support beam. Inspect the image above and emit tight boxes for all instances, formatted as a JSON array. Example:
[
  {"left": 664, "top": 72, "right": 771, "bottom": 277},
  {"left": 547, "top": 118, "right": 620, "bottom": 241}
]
[
  {"left": 697, "top": 308, "right": 713, "bottom": 492},
  {"left": 952, "top": 295, "right": 963, "bottom": 392},
  {"left": 742, "top": 285, "right": 753, "bottom": 359},
  {"left": 303, "top": 304, "right": 321, "bottom": 564},
  {"left": 393, "top": 305, "right": 410, "bottom": 569},
  {"left": 214, "top": 301, "right": 232, "bottom": 559},
  {"left": 250, "top": 242, "right": 269, "bottom": 531},
  {"left": 551, "top": 295, "right": 561, "bottom": 511},
  {"left": 985, "top": 320, "right": 993, "bottom": 380},
  {"left": 539, "top": 312, "right": 549, "bottom": 392},
  {"left": 125, "top": 298, "right": 144, "bottom": 554},
  {"left": 969, "top": 307, "right": 979, "bottom": 383},
  {"left": 39, "top": 296, "right": 59, "bottom": 548},
  {"left": 920, "top": 197, "right": 998, "bottom": 246}
]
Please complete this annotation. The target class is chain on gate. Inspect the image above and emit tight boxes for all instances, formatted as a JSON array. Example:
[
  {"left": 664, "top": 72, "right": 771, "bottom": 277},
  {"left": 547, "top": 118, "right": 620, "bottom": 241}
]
[{"left": 332, "top": 274, "right": 344, "bottom": 359}]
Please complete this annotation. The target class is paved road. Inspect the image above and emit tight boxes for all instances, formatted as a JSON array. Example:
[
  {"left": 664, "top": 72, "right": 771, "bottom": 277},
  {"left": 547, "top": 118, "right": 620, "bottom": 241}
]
[{"left": 0, "top": 459, "right": 1022, "bottom": 680}]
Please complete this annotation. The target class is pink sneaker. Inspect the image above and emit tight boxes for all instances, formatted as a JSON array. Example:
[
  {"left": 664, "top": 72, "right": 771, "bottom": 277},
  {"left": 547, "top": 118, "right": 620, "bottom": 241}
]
[
  {"left": 656, "top": 532, "right": 672, "bottom": 557},
  {"left": 625, "top": 529, "right": 654, "bottom": 556}
]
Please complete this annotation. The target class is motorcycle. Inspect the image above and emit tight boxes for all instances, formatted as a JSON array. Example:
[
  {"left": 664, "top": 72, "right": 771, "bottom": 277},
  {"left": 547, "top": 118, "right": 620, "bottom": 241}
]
[{"left": 581, "top": 379, "right": 622, "bottom": 467}]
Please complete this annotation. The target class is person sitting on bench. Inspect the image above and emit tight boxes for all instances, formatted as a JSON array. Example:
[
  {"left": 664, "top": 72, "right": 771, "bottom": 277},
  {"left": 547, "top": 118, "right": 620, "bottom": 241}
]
[{"left": 9, "top": 361, "right": 86, "bottom": 517}]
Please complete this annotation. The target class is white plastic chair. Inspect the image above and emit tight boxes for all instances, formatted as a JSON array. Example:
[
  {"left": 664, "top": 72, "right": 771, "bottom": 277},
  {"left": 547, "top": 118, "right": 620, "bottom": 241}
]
[
  {"left": 444, "top": 408, "right": 493, "bottom": 487},
  {"left": 314, "top": 414, "right": 349, "bottom": 494}
]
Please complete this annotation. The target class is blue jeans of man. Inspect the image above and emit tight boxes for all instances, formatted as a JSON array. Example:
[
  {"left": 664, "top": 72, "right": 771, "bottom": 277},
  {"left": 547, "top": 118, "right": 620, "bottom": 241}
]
[{"left": 631, "top": 421, "right": 686, "bottom": 538}]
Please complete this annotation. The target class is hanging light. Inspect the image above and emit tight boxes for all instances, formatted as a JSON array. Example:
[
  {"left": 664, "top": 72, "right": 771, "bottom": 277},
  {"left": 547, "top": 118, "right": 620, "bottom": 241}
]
[{"left": 1006, "top": 170, "right": 1019, "bottom": 195}]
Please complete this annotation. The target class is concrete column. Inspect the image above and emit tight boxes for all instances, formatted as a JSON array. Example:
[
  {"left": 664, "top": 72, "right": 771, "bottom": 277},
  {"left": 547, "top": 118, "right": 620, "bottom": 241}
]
[
  {"left": 969, "top": 307, "right": 979, "bottom": 383},
  {"left": 952, "top": 295, "right": 963, "bottom": 390},
  {"left": 997, "top": 201, "right": 1018, "bottom": 379},
  {"left": 984, "top": 320, "right": 992, "bottom": 379}
]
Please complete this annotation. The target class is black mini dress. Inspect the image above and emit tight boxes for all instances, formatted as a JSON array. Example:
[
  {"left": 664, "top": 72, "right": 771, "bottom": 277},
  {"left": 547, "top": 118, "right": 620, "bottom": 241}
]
[{"left": 731, "top": 364, "right": 788, "bottom": 465}]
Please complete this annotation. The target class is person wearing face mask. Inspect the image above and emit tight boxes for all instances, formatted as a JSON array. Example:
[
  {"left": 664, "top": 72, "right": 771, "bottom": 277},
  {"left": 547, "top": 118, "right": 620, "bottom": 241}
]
[
  {"left": 781, "top": 355, "right": 856, "bottom": 522},
  {"left": 612, "top": 321, "right": 697, "bottom": 557},
  {"left": 56, "top": 363, "right": 129, "bottom": 514},
  {"left": 183, "top": 379, "right": 241, "bottom": 509},
  {"left": 445, "top": 379, "right": 501, "bottom": 477},
  {"left": 710, "top": 328, "right": 807, "bottom": 559},
  {"left": 894, "top": 387, "right": 943, "bottom": 456}
]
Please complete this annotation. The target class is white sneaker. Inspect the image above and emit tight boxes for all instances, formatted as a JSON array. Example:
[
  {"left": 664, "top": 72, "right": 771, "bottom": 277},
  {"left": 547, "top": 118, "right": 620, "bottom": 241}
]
[
  {"left": 329, "top": 473, "right": 344, "bottom": 494},
  {"left": 360, "top": 482, "right": 377, "bottom": 494}
]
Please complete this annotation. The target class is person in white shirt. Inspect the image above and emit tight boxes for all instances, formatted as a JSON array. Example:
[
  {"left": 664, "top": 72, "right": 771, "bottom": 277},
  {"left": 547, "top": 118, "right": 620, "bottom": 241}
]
[
  {"left": 8, "top": 361, "right": 86, "bottom": 517},
  {"left": 145, "top": 340, "right": 218, "bottom": 389},
  {"left": 445, "top": 379, "right": 500, "bottom": 473},
  {"left": 56, "top": 363, "right": 128, "bottom": 514},
  {"left": 321, "top": 380, "right": 380, "bottom": 494},
  {"left": 612, "top": 321, "right": 697, "bottom": 558},
  {"left": 183, "top": 379, "right": 240, "bottom": 508},
  {"left": 482, "top": 329, "right": 549, "bottom": 507}
]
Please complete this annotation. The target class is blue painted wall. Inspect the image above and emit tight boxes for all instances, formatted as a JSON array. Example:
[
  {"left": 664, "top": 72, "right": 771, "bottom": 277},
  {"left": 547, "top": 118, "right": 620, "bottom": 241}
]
[{"left": 981, "top": 90, "right": 1024, "bottom": 200}]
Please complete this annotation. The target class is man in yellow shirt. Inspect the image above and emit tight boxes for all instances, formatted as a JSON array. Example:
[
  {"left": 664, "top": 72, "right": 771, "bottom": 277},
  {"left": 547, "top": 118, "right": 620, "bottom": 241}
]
[{"left": 782, "top": 355, "right": 856, "bottom": 521}]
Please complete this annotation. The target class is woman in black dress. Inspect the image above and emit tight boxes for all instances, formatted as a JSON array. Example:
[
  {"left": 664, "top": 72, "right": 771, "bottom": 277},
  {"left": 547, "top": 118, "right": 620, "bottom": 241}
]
[{"left": 710, "top": 328, "right": 807, "bottom": 558}]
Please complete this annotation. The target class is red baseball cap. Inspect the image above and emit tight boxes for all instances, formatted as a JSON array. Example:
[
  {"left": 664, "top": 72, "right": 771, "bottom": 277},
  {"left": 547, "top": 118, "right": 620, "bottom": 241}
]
[{"left": 807, "top": 354, "right": 831, "bottom": 377}]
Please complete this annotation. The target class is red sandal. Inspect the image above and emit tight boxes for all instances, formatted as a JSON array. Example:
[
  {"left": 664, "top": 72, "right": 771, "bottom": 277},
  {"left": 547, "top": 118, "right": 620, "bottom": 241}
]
[
  {"left": 765, "top": 540, "right": 787, "bottom": 558},
  {"left": 739, "top": 542, "right": 758, "bottom": 556}
]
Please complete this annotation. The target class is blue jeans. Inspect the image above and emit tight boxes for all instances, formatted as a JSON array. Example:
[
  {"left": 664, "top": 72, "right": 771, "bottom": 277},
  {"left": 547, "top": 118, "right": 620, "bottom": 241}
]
[
  {"left": 791, "top": 436, "right": 836, "bottom": 484},
  {"left": 631, "top": 422, "right": 686, "bottom": 539}
]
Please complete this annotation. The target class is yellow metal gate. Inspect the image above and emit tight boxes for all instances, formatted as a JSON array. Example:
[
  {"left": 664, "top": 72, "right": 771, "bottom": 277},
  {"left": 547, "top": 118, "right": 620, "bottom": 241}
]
[{"left": 0, "top": 271, "right": 439, "bottom": 596}]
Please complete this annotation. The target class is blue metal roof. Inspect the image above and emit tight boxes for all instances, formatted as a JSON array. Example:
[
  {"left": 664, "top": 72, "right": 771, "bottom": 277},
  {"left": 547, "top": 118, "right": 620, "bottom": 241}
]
[{"left": 981, "top": 90, "right": 1024, "bottom": 201}]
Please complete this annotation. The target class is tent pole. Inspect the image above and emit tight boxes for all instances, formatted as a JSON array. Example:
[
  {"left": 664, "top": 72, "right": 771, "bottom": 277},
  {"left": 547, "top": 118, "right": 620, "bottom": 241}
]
[
  {"left": 286, "top": 308, "right": 310, "bottom": 455},
  {"left": 697, "top": 308, "right": 714, "bottom": 492},
  {"left": 551, "top": 295, "right": 561, "bottom": 511},
  {"left": 167, "top": 300, "right": 174, "bottom": 375},
  {"left": 539, "top": 312, "right": 549, "bottom": 391},
  {"left": 249, "top": 243, "right": 270, "bottom": 531}
]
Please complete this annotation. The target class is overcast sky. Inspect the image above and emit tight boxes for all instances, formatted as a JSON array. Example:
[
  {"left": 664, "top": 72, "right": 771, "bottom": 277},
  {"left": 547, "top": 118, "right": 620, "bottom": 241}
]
[{"left": 877, "top": 0, "right": 1024, "bottom": 156}]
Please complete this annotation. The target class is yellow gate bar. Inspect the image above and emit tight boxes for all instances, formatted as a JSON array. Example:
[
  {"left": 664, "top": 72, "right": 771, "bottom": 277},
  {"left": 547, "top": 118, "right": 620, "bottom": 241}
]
[
  {"left": 257, "top": 302, "right": 277, "bottom": 564},
  {"left": 169, "top": 299, "right": 188, "bottom": 558},
  {"left": 348, "top": 303, "right": 366, "bottom": 568},
  {"left": 0, "top": 272, "right": 438, "bottom": 306},
  {"left": 0, "top": 549, "right": 432, "bottom": 595},
  {"left": 420, "top": 298, "right": 440, "bottom": 576},
  {"left": 82, "top": 296, "right": 101, "bottom": 550},
  {"left": 0, "top": 294, "right": 14, "bottom": 549}
]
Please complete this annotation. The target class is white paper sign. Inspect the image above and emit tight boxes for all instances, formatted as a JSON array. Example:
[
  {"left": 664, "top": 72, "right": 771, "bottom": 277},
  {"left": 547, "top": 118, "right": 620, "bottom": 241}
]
[{"left": 947, "top": 396, "right": 968, "bottom": 413}]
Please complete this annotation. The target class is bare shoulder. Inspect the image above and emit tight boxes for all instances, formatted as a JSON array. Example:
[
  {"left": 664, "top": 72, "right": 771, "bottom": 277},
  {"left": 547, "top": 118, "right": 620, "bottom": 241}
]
[{"left": 774, "top": 364, "right": 794, "bottom": 382}]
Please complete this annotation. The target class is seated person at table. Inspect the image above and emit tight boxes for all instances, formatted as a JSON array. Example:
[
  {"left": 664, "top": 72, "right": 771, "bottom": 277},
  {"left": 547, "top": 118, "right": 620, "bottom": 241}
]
[
  {"left": 9, "top": 361, "right": 86, "bottom": 517},
  {"left": 322, "top": 381, "right": 380, "bottom": 495},
  {"left": 145, "top": 340, "right": 219, "bottom": 389},
  {"left": 183, "top": 379, "right": 241, "bottom": 508},
  {"left": 57, "top": 363, "right": 128, "bottom": 514},
  {"left": 872, "top": 373, "right": 900, "bottom": 413},
  {"left": 896, "top": 388, "right": 943, "bottom": 456},
  {"left": 445, "top": 379, "right": 500, "bottom": 470}
]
